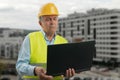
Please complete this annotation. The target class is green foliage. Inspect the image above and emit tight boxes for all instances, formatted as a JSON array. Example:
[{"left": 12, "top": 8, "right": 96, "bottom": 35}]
[{"left": 0, "top": 63, "right": 7, "bottom": 76}]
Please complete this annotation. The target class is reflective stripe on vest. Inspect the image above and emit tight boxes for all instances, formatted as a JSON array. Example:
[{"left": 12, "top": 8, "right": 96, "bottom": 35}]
[{"left": 23, "top": 31, "right": 68, "bottom": 80}]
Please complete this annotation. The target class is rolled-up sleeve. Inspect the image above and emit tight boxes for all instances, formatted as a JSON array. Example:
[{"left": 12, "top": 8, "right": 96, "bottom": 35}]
[{"left": 16, "top": 35, "right": 36, "bottom": 78}]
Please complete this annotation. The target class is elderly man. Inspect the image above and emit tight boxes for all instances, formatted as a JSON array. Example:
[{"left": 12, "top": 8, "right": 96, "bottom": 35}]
[{"left": 16, "top": 2, "right": 75, "bottom": 80}]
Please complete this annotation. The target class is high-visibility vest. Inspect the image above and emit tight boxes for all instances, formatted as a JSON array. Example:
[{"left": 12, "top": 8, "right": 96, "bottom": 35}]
[{"left": 23, "top": 31, "right": 68, "bottom": 80}]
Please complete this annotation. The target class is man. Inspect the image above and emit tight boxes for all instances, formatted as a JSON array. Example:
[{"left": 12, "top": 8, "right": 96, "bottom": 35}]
[{"left": 16, "top": 2, "right": 75, "bottom": 80}]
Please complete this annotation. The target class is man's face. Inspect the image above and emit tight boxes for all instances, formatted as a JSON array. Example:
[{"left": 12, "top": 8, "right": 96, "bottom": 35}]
[{"left": 40, "top": 15, "right": 58, "bottom": 34}]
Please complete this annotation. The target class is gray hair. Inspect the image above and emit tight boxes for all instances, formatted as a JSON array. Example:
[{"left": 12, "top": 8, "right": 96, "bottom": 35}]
[{"left": 39, "top": 16, "right": 43, "bottom": 22}]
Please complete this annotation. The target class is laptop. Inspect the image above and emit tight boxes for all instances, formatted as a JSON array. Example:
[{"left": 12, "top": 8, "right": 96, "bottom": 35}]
[{"left": 46, "top": 40, "right": 96, "bottom": 76}]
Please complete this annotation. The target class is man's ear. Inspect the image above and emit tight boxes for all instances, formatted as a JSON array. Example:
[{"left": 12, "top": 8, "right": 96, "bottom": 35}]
[
  {"left": 39, "top": 21, "right": 42, "bottom": 26},
  {"left": 39, "top": 21, "right": 44, "bottom": 29}
]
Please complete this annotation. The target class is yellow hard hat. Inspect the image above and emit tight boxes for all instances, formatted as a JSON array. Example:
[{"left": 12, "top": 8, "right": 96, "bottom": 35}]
[{"left": 38, "top": 3, "right": 59, "bottom": 17}]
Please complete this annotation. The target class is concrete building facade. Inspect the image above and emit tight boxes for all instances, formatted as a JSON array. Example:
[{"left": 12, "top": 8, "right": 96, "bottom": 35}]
[
  {"left": 0, "top": 28, "right": 24, "bottom": 59},
  {"left": 57, "top": 8, "right": 120, "bottom": 65}
]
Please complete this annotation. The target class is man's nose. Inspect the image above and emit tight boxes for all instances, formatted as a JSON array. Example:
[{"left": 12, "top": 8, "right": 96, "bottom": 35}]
[{"left": 50, "top": 19, "right": 55, "bottom": 24}]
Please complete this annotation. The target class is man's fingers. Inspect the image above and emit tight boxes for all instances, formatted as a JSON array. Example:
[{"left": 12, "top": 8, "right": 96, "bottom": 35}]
[
  {"left": 69, "top": 68, "right": 72, "bottom": 77},
  {"left": 66, "top": 68, "right": 75, "bottom": 78},
  {"left": 66, "top": 68, "right": 72, "bottom": 77},
  {"left": 71, "top": 68, "right": 75, "bottom": 76}
]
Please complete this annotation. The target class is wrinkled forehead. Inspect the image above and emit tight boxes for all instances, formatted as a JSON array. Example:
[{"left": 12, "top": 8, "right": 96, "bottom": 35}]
[
  {"left": 39, "top": 15, "right": 58, "bottom": 21},
  {"left": 42, "top": 15, "right": 58, "bottom": 18}
]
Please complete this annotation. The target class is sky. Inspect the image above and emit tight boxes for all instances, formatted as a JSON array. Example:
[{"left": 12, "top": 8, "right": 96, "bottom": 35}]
[{"left": 0, "top": 0, "right": 120, "bottom": 30}]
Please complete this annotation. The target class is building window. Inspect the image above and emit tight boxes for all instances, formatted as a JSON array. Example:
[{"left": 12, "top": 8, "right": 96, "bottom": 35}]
[
  {"left": 110, "top": 32, "right": 118, "bottom": 35},
  {"left": 71, "top": 21, "right": 73, "bottom": 28},
  {"left": 110, "top": 37, "right": 118, "bottom": 40},
  {"left": 111, "top": 42, "right": 118, "bottom": 45},
  {"left": 110, "top": 16, "right": 118, "bottom": 19},
  {"left": 93, "top": 23, "right": 96, "bottom": 26},
  {"left": 111, "top": 52, "right": 117, "bottom": 55},
  {"left": 71, "top": 30, "right": 73, "bottom": 37},
  {"left": 82, "top": 20, "right": 84, "bottom": 22},
  {"left": 82, "top": 29, "right": 84, "bottom": 35},
  {"left": 87, "top": 19, "right": 90, "bottom": 35},
  {"left": 0, "top": 30, "right": 3, "bottom": 34},
  {"left": 77, "top": 20, "right": 79, "bottom": 23},
  {"left": 110, "top": 21, "right": 118, "bottom": 24},
  {"left": 93, "top": 18, "right": 96, "bottom": 21},
  {"left": 63, "top": 23, "right": 65, "bottom": 28},
  {"left": 111, "top": 47, "right": 118, "bottom": 50},
  {"left": 110, "top": 26, "right": 117, "bottom": 29},
  {"left": 1, "top": 46, "right": 5, "bottom": 56},
  {"left": 77, "top": 25, "right": 80, "bottom": 31},
  {"left": 82, "top": 24, "right": 84, "bottom": 27},
  {"left": 93, "top": 28, "right": 96, "bottom": 39},
  {"left": 10, "top": 49, "right": 13, "bottom": 58},
  {"left": 63, "top": 31, "right": 65, "bottom": 37},
  {"left": 59, "top": 23, "right": 61, "bottom": 32}
]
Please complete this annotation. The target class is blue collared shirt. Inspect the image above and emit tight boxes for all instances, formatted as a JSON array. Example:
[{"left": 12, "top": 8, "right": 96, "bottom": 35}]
[{"left": 16, "top": 29, "right": 55, "bottom": 79}]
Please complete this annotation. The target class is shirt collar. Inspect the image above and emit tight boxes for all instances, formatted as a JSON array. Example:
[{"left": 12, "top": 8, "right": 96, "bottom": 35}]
[{"left": 40, "top": 28, "right": 56, "bottom": 42}]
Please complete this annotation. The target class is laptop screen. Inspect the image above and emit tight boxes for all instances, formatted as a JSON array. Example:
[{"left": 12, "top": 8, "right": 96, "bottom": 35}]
[{"left": 46, "top": 40, "right": 96, "bottom": 76}]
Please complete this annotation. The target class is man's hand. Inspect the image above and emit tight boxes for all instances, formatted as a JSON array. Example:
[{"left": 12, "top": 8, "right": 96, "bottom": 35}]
[
  {"left": 34, "top": 67, "right": 53, "bottom": 80},
  {"left": 61, "top": 68, "right": 75, "bottom": 79},
  {"left": 66, "top": 68, "right": 75, "bottom": 78}
]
